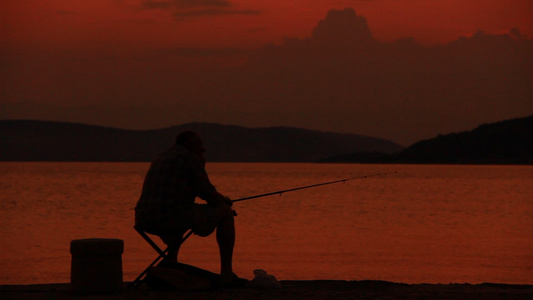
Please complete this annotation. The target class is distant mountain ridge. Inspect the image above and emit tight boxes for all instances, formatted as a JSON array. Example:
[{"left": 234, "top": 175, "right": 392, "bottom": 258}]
[
  {"left": 0, "top": 120, "right": 403, "bottom": 162},
  {"left": 322, "top": 116, "right": 533, "bottom": 165}
]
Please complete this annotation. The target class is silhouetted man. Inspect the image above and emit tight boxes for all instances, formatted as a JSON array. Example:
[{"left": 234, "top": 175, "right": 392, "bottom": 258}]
[{"left": 135, "top": 130, "right": 246, "bottom": 286}]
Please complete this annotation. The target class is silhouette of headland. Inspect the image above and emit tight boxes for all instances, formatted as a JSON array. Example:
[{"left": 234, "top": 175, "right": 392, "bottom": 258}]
[
  {"left": 321, "top": 116, "right": 533, "bottom": 165},
  {"left": 0, "top": 121, "right": 403, "bottom": 162}
]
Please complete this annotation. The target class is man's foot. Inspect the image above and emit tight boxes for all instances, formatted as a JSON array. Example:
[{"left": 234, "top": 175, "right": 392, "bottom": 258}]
[{"left": 219, "top": 273, "right": 248, "bottom": 288}]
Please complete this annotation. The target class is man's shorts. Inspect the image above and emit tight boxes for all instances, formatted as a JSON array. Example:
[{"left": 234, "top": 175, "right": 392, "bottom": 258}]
[
  {"left": 189, "top": 203, "right": 218, "bottom": 237},
  {"left": 135, "top": 203, "right": 218, "bottom": 238},
  {"left": 165, "top": 203, "right": 218, "bottom": 237}
]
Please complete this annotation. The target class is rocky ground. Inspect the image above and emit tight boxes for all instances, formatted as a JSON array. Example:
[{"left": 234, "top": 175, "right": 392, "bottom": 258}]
[{"left": 2, "top": 280, "right": 533, "bottom": 300}]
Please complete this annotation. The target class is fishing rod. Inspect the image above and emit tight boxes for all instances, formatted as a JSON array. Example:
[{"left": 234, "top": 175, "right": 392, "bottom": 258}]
[
  {"left": 232, "top": 171, "right": 394, "bottom": 203},
  {"left": 149, "top": 171, "right": 395, "bottom": 274}
]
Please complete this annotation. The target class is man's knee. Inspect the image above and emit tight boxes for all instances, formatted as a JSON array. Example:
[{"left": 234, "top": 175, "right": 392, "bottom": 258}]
[{"left": 216, "top": 205, "right": 235, "bottom": 223}]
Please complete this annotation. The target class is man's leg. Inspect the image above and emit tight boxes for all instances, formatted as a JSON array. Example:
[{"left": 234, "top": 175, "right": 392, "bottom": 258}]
[
  {"left": 160, "top": 234, "right": 183, "bottom": 262},
  {"left": 215, "top": 205, "right": 236, "bottom": 281}
]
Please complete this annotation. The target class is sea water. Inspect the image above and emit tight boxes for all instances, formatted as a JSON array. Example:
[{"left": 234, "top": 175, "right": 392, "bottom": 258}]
[{"left": 0, "top": 162, "right": 531, "bottom": 285}]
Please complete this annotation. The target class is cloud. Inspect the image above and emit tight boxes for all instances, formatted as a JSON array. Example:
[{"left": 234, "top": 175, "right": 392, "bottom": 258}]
[
  {"left": 311, "top": 8, "right": 373, "bottom": 43},
  {"left": 173, "top": 8, "right": 260, "bottom": 17},
  {"left": 2, "top": 8, "right": 531, "bottom": 145},
  {"left": 154, "top": 46, "right": 249, "bottom": 57},
  {"left": 142, "top": 0, "right": 231, "bottom": 10},
  {"left": 141, "top": 0, "right": 260, "bottom": 17},
  {"left": 141, "top": 0, "right": 173, "bottom": 9},
  {"left": 213, "top": 8, "right": 533, "bottom": 144}
]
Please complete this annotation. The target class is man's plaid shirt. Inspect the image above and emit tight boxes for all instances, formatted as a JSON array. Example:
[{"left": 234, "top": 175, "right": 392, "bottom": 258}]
[{"left": 135, "top": 145, "right": 216, "bottom": 229}]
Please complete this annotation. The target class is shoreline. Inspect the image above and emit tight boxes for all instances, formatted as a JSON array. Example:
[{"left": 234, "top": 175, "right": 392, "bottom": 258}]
[{"left": 2, "top": 280, "right": 533, "bottom": 299}]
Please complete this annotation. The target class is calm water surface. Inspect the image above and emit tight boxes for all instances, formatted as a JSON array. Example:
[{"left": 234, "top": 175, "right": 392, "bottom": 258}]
[{"left": 0, "top": 162, "right": 531, "bottom": 285}]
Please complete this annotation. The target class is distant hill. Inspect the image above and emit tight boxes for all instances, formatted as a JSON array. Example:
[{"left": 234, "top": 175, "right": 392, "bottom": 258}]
[
  {"left": 322, "top": 116, "right": 533, "bottom": 165},
  {"left": 0, "top": 120, "right": 404, "bottom": 162}
]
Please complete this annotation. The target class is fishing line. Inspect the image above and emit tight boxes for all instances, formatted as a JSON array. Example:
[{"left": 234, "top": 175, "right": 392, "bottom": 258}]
[
  {"left": 179, "top": 171, "right": 396, "bottom": 244},
  {"left": 232, "top": 171, "right": 396, "bottom": 203},
  {"left": 141, "top": 171, "right": 396, "bottom": 275}
]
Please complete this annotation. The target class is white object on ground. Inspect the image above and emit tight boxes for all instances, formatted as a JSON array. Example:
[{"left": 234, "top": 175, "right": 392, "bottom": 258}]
[{"left": 247, "top": 269, "right": 282, "bottom": 289}]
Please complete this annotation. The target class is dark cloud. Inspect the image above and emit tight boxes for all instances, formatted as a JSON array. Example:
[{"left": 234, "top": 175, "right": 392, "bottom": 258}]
[
  {"left": 141, "top": 0, "right": 260, "bottom": 17},
  {"left": 142, "top": 0, "right": 231, "bottom": 9},
  {"left": 219, "top": 8, "right": 532, "bottom": 144},
  {"left": 141, "top": 1, "right": 173, "bottom": 9},
  {"left": 173, "top": 8, "right": 261, "bottom": 17},
  {"left": 2, "top": 8, "right": 531, "bottom": 145},
  {"left": 154, "top": 46, "right": 249, "bottom": 57},
  {"left": 312, "top": 8, "right": 373, "bottom": 44}
]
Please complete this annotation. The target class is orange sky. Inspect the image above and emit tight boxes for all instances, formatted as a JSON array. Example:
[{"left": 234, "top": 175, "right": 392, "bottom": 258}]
[
  {"left": 3, "top": 0, "right": 532, "bottom": 50},
  {"left": 1, "top": 1, "right": 532, "bottom": 144}
]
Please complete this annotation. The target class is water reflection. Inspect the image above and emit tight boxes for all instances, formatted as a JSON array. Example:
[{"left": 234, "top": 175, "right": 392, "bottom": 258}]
[{"left": 0, "top": 162, "right": 532, "bottom": 284}]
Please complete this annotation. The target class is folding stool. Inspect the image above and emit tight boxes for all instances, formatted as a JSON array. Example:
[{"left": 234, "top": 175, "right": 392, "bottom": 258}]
[{"left": 129, "top": 226, "right": 193, "bottom": 289}]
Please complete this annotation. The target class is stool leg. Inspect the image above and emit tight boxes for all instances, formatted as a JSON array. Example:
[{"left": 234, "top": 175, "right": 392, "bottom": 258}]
[
  {"left": 165, "top": 238, "right": 182, "bottom": 262},
  {"left": 129, "top": 229, "right": 194, "bottom": 289},
  {"left": 128, "top": 246, "right": 168, "bottom": 289}
]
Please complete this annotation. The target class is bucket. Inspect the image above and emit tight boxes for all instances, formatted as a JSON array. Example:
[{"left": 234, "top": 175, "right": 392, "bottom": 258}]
[{"left": 70, "top": 238, "right": 124, "bottom": 293}]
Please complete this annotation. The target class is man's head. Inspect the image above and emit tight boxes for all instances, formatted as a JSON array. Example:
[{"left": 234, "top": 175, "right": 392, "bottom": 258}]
[{"left": 176, "top": 130, "right": 205, "bottom": 155}]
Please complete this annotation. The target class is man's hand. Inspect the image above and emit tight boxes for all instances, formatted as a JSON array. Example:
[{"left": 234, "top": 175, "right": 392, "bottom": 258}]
[
  {"left": 223, "top": 196, "right": 233, "bottom": 207},
  {"left": 207, "top": 191, "right": 233, "bottom": 207}
]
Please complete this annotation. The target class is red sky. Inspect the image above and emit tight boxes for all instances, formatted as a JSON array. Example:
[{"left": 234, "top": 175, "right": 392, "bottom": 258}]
[
  {"left": 1, "top": 0, "right": 532, "bottom": 144},
  {"left": 4, "top": 0, "right": 532, "bottom": 48}
]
